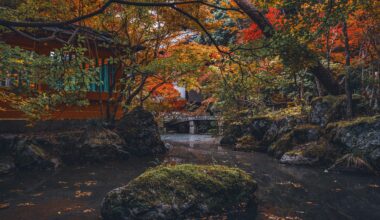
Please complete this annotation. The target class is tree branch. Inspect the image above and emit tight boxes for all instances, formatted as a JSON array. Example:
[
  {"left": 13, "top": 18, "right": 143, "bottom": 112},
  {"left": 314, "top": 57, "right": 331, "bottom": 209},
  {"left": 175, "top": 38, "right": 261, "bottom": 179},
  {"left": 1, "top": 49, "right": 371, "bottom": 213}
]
[{"left": 0, "top": 0, "right": 241, "bottom": 28}]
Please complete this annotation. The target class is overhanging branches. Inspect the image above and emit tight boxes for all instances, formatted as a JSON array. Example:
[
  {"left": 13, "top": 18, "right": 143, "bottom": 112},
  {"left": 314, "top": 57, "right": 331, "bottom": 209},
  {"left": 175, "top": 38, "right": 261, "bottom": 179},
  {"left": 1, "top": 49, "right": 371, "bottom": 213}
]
[{"left": 0, "top": 0, "right": 241, "bottom": 28}]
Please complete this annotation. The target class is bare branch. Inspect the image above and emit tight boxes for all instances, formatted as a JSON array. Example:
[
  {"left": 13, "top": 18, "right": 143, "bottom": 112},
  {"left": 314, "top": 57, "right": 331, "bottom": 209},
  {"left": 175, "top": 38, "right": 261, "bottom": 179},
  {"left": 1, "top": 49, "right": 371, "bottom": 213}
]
[{"left": 0, "top": 0, "right": 241, "bottom": 28}]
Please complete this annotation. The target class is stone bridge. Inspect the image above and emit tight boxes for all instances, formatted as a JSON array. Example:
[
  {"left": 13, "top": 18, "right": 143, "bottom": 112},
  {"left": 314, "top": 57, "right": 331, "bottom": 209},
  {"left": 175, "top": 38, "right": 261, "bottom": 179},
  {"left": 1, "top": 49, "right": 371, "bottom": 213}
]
[{"left": 162, "top": 115, "right": 221, "bottom": 134}]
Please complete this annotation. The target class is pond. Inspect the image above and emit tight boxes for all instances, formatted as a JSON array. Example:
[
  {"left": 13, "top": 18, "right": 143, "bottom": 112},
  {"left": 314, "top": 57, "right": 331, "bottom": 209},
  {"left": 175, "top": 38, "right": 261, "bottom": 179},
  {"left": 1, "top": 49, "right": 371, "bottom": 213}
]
[{"left": 1, "top": 134, "right": 380, "bottom": 220}]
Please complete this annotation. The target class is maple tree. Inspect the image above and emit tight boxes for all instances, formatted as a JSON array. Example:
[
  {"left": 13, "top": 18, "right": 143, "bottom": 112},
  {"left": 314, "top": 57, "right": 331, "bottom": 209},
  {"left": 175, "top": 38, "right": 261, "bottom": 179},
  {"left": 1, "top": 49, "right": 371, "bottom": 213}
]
[{"left": 0, "top": 0, "right": 378, "bottom": 121}]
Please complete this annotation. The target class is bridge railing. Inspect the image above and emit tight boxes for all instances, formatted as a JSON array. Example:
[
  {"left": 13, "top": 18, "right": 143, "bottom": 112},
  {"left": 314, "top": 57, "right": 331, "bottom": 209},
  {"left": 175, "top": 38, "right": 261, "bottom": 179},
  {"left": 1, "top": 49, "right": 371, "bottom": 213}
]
[{"left": 163, "top": 115, "right": 217, "bottom": 122}]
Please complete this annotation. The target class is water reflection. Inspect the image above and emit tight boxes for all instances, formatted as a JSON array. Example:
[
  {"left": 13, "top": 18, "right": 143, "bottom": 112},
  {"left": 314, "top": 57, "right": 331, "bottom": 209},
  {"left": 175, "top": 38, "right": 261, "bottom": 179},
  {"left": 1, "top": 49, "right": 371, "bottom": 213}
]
[
  {"left": 0, "top": 134, "right": 379, "bottom": 220},
  {"left": 162, "top": 134, "right": 380, "bottom": 220}
]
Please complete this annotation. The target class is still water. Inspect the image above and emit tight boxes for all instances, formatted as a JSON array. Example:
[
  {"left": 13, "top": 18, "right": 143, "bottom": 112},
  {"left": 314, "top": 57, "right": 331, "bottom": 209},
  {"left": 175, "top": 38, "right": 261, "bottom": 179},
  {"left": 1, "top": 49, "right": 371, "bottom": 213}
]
[{"left": 0, "top": 134, "right": 380, "bottom": 220}]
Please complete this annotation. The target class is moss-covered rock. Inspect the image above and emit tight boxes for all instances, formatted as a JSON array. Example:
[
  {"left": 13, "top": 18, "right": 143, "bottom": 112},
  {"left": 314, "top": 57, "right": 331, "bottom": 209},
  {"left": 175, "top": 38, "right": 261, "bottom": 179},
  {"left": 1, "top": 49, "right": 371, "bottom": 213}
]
[
  {"left": 234, "top": 135, "right": 263, "bottom": 152},
  {"left": 309, "top": 95, "right": 367, "bottom": 127},
  {"left": 78, "top": 124, "right": 129, "bottom": 162},
  {"left": 268, "top": 132, "right": 294, "bottom": 158},
  {"left": 261, "top": 115, "right": 306, "bottom": 147},
  {"left": 248, "top": 117, "right": 273, "bottom": 141},
  {"left": 220, "top": 135, "right": 237, "bottom": 146},
  {"left": 220, "top": 123, "right": 246, "bottom": 146},
  {"left": 12, "top": 138, "right": 55, "bottom": 169},
  {"left": 268, "top": 124, "right": 321, "bottom": 159},
  {"left": 280, "top": 140, "right": 338, "bottom": 166},
  {"left": 101, "top": 164, "right": 257, "bottom": 220},
  {"left": 116, "top": 107, "right": 166, "bottom": 156},
  {"left": 326, "top": 115, "right": 380, "bottom": 170},
  {"left": 0, "top": 157, "right": 15, "bottom": 175}
]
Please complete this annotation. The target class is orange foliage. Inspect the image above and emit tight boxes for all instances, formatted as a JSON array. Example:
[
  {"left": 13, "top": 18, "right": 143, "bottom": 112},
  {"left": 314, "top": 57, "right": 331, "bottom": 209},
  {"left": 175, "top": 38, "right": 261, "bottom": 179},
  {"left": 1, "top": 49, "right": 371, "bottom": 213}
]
[{"left": 241, "top": 8, "right": 283, "bottom": 42}]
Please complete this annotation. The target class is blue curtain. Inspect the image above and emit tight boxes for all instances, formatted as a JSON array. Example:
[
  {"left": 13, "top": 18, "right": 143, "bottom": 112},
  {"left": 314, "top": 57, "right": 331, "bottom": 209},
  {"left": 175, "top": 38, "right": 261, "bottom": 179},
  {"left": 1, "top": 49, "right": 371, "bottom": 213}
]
[{"left": 88, "top": 58, "right": 114, "bottom": 93}]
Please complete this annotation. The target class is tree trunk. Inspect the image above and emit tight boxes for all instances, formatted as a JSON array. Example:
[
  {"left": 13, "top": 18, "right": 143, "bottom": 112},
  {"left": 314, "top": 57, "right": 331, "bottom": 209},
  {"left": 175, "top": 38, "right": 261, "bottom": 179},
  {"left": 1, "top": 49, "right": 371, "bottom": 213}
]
[
  {"left": 233, "top": 0, "right": 340, "bottom": 95},
  {"left": 315, "top": 76, "right": 323, "bottom": 97},
  {"left": 342, "top": 20, "right": 353, "bottom": 118}
]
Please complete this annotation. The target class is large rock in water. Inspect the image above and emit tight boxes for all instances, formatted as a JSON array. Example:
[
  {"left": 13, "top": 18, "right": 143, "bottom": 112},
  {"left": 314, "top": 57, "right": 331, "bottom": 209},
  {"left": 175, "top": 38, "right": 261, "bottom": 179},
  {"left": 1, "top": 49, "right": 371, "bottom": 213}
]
[
  {"left": 327, "top": 115, "right": 380, "bottom": 170},
  {"left": 261, "top": 115, "right": 306, "bottom": 147},
  {"left": 101, "top": 164, "right": 257, "bottom": 220},
  {"left": 220, "top": 135, "right": 237, "bottom": 146},
  {"left": 248, "top": 117, "right": 273, "bottom": 141},
  {"left": 78, "top": 124, "right": 129, "bottom": 162},
  {"left": 268, "top": 124, "right": 321, "bottom": 158},
  {"left": 12, "top": 138, "right": 55, "bottom": 169},
  {"left": 219, "top": 124, "right": 244, "bottom": 146},
  {"left": 280, "top": 139, "right": 338, "bottom": 166},
  {"left": 116, "top": 107, "right": 166, "bottom": 156},
  {"left": 309, "top": 95, "right": 367, "bottom": 127},
  {"left": 0, "top": 157, "right": 15, "bottom": 175}
]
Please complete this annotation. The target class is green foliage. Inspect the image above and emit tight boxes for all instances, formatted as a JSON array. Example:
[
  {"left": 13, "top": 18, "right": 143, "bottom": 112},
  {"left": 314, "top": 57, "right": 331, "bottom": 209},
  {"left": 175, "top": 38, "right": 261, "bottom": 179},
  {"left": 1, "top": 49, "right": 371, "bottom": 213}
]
[{"left": 0, "top": 42, "right": 99, "bottom": 120}]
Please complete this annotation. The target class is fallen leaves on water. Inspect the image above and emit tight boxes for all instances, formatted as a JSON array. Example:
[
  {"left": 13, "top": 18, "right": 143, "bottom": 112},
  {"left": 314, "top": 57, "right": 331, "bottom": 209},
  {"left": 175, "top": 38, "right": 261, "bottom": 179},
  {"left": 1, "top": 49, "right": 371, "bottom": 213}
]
[
  {"left": 0, "top": 203, "right": 10, "bottom": 209},
  {"left": 31, "top": 193, "right": 43, "bottom": 197},
  {"left": 74, "top": 180, "right": 97, "bottom": 187},
  {"left": 57, "top": 205, "right": 83, "bottom": 215},
  {"left": 58, "top": 181, "right": 68, "bottom": 185},
  {"left": 262, "top": 212, "right": 303, "bottom": 220},
  {"left": 275, "top": 181, "right": 303, "bottom": 189},
  {"left": 84, "top": 181, "right": 97, "bottom": 186},
  {"left": 17, "top": 202, "right": 35, "bottom": 207},
  {"left": 75, "top": 190, "right": 92, "bottom": 198},
  {"left": 83, "top": 208, "right": 95, "bottom": 213},
  {"left": 369, "top": 184, "right": 380, "bottom": 188}
]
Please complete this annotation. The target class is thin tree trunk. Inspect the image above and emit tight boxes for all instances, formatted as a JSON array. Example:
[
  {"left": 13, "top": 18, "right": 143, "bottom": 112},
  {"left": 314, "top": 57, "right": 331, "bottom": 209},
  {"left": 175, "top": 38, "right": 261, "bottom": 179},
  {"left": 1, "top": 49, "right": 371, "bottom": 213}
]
[
  {"left": 315, "top": 76, "right": 323, "bottom": 97},
  {"left": 342, "top": 20, "right": 353, "bottom": 118},
  {"left": 326, "top": 28, "right": 331, "bottom": 70}
]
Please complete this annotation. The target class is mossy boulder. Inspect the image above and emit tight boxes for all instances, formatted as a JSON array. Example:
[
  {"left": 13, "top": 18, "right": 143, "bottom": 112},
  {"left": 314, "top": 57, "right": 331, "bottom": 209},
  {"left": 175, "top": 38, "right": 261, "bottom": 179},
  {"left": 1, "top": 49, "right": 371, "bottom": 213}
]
[
  {"left": 326, "top": 115, "right": 380, "bottom": 170},
  {"left": 12, "top": 138, "right": 55, "bottom": 169},
  {"left": 0, "top": 134, "right": 16, "bottom": 156},
  {"left": 220, "top": 123, "right": 246, "bottom": 146},
  {"left": 248, "top": 117, "right": 273, "bottom": 141},
  {"left": 78, "top": 124, "right": 129, "bottom": 162},
  {"left": 268, "top": 124, "right": 321, "bottom": 158},
  {"left": 220, "top": 135, "right": 237, "bottom": 146},
  {"left": 0, "top": 157, "right": 15, "bottom": 175},
  {"left": 101, "top": 164, "right": 257, "bottom": 220},
  {"left": 261, "top": 115, "right": 306, "bottom": 147},
  {"left": 116, "top": 107, "right": 166, "bottom": 156},
  {"left": 280, "top": 140, "right": 338, "bottom": 166},
  {"left": 309, "top": 95, "right": 367, "bottom": 127},
  {"left": 234, "top": 135, "right": 268, "bottom": 152}
]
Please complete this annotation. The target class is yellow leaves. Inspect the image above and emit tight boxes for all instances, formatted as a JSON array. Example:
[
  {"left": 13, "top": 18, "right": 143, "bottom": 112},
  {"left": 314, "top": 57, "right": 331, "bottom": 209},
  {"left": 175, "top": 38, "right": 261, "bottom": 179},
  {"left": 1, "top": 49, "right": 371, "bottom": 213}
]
[
  {"left": 16, "top": 202, "right": 35, "bottom": 207},
  {"left": 0, "top": 203, "right": 10, "bottom": 209},
  {"left": 83, "top": 208, "right": 95, "bottom": 213},
  {"left": 74, "top": 190, "right": 92, "bottom": 198}
]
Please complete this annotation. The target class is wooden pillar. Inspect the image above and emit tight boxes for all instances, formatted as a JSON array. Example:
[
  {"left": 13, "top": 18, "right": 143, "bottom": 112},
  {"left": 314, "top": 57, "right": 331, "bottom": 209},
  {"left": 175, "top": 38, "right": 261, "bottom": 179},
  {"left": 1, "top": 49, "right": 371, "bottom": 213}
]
[
  {"left": 189, "top": 120, "right": 196, "bottom": 134},
  {"left": 218, "top": 120, "right": 223, "bottom": 135}
]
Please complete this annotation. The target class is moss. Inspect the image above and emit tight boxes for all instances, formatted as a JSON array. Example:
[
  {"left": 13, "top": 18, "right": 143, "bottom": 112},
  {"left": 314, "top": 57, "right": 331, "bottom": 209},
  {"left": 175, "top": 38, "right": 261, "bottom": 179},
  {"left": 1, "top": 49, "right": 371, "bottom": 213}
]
[
  {"left": 326, "top": 115, "right": 380, "bottom": 130},
  {"left": 102, "top": 164, "right": 257, "bottom": 219},
  {"left": 287, "top": 144, "right": 326, "bottom": 158},
  {"left": 259, "top": 106, "right": 304, "bottom": 120},
  {"left": 293, "top": 124, "right": 320, "bottom": 131},
  {"left": 311, "top": 94, "right": 363, "bottom": 107},
  {"left": 283, "top": 139, "right": 339, "bottom": 164},
  {"left": 311, "top": 95, "right": 367, "bottom": 126},
  {"left": 268, "top": 132, "right": 294, "bottom": 158},
  {"left": 127, "top": 164, "right": 255, "bottom": 205},
  {"left": 29, "top": 144, "right": 46, "bottom": 158},
  {"left": 237, "top": 135, "right": 256, "bottom": 146}
]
